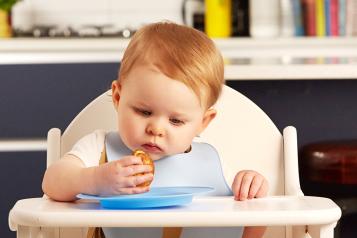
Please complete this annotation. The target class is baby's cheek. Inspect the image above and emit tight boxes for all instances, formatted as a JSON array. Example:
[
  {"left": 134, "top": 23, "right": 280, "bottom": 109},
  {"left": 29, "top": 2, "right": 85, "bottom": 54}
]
[
  {"left": 176, "top": 131, "right": 196, "bottom": 149},
  {"left": 118, "top": 122, "right": 142, "bottom": 142}
]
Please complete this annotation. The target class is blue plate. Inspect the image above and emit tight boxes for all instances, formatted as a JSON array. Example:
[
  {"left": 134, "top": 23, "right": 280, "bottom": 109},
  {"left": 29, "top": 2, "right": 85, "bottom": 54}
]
[{"left": 77, "top": 186, "right": 214, "bottom": 209}]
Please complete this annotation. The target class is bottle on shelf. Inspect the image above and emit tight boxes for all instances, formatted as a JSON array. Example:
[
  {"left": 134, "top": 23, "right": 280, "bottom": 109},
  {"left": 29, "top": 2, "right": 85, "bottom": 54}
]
[
  {"left": 249, "top": 0, "right": 281, "bottom": 38},
  {"left": 205, "top": 0, "right": 232, "bottom": 37}
]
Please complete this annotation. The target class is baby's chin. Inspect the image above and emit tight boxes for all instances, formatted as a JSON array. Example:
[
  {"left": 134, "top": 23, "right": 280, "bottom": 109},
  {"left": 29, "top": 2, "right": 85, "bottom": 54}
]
[
  {"left": 148, "top": 150, "right": 187, "bottom": 161},
  {"left": 147, "top": 153, "right": 165, "bottom": 161}
]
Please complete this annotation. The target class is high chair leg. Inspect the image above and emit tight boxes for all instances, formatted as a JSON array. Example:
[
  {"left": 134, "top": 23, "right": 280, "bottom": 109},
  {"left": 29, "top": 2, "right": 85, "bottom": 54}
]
[
  {"left": 307, "top": 223, "right": 336, "bottom": 238},
  {"left": 17, "top": 225, "right": 29, "bottom": 238}
]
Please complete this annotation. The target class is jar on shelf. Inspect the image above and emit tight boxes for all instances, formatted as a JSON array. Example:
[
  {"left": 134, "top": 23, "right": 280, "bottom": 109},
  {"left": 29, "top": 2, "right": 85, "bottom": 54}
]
[
  {"left": 0, "top": 0, "right": 19, "bottom": 38},
  {"left": 205, "top": 0, "right": 232, "bottom": 38},
  {"left": 0, "top": 9, "right": 12, "bottom": 37}
]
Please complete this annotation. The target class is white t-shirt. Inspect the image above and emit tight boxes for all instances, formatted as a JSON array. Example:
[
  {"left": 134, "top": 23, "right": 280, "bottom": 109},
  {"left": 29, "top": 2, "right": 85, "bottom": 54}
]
[{"left": 66, "top": 130, "right": 107, "bottom": 167}]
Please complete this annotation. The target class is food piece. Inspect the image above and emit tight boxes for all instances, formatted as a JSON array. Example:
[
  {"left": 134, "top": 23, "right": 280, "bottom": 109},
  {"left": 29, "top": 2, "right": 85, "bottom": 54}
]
[{"left": 133, "top": 149, "right": 154, "bottom": 187}]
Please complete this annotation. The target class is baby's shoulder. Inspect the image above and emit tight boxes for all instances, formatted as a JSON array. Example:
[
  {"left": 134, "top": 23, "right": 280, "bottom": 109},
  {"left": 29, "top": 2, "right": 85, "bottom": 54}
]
[
  {"left": 92, "top": 129, "right": 107, "bottom": 140},
  {"left": 79, "top": 129, "right": 107, "bottom": 143},
  {"left": 72, "top": 129, "right": 109, "bottom": 151}
]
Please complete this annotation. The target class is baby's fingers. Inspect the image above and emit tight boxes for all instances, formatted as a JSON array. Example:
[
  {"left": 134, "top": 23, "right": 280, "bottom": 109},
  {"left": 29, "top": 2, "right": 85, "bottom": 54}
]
[
  {"left": 118, "top": 155, "right": 143, "bottom": 166},
  {"left": 255, "top": 179, "right": 269, "bottom": 198},
  {"left": 121, "top": 164, "right": 153, "bottom": 177},
  {"left": 238, "top": 173, "right": 254, "bottom": 201},
  {"left": 125, "top": 173, "right": 154, "bottom": 187},
  {"left": 248, "top": 175, "right": 264, "bottom": 199},
  {"left": 232, "top": 172, "right": 244, "bottom": 200}
]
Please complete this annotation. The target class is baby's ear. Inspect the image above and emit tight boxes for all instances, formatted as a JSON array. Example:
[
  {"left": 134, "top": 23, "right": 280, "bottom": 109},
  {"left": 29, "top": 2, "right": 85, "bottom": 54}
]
[
  {"left": 111, "top": 80, "right": 121, "bottom": 108},
  {"left": 199, "top": 108, "right": 217, "bottom": 134}
]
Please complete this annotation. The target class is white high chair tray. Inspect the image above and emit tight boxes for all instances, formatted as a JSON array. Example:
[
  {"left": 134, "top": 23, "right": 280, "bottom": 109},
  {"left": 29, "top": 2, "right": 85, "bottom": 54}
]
[{"left": 9, "top": 196, "right": 340, "bottom": 228}]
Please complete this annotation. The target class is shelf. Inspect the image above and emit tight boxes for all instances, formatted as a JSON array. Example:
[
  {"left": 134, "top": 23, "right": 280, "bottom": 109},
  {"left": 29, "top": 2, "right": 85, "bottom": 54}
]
[
  {"left": 1, "top": 37, "right": 357, "bottom": 80},
  {"left": 225, "top": 57, "right": 357, "bottom": 80}
]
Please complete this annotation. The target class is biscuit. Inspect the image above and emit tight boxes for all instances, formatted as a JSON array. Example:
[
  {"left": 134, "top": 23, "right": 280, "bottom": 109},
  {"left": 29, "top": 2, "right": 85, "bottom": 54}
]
[{"left": 133, "top": 150, "right": 154, "bottom": 187}]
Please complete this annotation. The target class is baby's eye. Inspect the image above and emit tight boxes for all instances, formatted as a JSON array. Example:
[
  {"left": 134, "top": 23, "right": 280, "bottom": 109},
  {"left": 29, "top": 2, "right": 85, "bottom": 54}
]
[
  {"left": 134, "top": 107, "right": 152, "bottom": 116},
  {"left": 170, "top": 118, "right": 184, "bottom": 125}
]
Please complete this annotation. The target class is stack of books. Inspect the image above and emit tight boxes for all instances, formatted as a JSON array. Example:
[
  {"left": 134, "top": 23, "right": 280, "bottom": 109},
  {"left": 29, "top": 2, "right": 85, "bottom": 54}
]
[
  {"left": 203, "top": 0, "right": 357, "bottom": 38},
  {"left": 302, "top": 0, "right": 357, "bottom": 36}
]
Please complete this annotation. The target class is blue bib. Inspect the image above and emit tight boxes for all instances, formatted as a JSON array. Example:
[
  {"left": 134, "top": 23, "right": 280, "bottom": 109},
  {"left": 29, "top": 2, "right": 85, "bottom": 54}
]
[
  {"left": 105, "top": 131, "right": 232, "bottom": 195},
  {"left": 103, "top": 132, "right": 242, "bottom": 238}
]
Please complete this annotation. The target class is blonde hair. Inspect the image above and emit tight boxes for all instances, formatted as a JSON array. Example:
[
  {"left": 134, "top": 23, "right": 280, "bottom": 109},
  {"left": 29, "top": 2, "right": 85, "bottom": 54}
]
[{"left": 118, "top": 22, "right": 224, "bottom": 108}]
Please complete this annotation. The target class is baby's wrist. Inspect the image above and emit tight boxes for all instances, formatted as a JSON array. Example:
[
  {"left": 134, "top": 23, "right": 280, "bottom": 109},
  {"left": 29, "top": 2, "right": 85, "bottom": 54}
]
[{"left": 79, "top": 166, "right": 99, "bottom": 195}]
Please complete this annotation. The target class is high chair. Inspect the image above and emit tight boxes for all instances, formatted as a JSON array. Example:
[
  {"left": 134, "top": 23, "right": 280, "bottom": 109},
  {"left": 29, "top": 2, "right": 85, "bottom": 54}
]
[{"left": 9, "top": 85, "right": 341, "bottom": 238}]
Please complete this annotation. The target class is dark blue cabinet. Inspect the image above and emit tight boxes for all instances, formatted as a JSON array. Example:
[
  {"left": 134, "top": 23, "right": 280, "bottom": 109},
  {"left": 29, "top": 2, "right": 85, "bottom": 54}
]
[{"left": 0, "top": 63, "right": 118, "bottom": 238}]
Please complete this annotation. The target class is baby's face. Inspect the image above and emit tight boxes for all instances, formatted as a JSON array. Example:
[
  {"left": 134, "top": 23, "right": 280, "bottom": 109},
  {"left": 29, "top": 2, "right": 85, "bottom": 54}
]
[{"left": 112, "top": 64, "right": 214, "bottom": 160}]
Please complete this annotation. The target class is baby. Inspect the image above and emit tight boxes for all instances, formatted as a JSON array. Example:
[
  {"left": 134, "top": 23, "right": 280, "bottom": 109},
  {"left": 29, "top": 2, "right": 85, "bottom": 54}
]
[{"left": 42, "top": 22, "right": 268, "bottom": 238}]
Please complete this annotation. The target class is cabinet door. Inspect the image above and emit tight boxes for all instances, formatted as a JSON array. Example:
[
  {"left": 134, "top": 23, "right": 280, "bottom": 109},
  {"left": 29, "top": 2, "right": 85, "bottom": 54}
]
[
  {"left": 0, "top": 63, "right": 118, "bottom": 138},
  {"left": 0, "top": 63, "right": 118, "bottom": 238}
]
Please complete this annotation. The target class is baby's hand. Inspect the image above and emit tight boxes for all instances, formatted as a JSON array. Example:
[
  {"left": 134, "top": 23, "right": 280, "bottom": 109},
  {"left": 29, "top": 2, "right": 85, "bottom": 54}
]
[
  {"left": 94, "top": 155, "right": 154, "bottom": 196},
  {"left": 231, "top": 170, "right": 268, "bottom": 201}
]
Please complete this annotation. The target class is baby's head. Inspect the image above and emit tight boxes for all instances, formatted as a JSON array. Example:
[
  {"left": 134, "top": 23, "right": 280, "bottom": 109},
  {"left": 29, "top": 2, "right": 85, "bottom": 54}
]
[
  {"left": 118, "top": 21, "right": 224, "bottom": 109},
  {"left": 112, "top": 22, "right": 225, "bottom": 160}
]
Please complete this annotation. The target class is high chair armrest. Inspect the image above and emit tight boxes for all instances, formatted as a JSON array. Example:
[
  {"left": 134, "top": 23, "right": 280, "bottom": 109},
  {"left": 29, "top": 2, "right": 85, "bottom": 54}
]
[
  {"left": 47, "top": 128, "right": 61, "bottom": 167},
  {"left": 283, "top": 126, "right": 303, "bottom": 196}
]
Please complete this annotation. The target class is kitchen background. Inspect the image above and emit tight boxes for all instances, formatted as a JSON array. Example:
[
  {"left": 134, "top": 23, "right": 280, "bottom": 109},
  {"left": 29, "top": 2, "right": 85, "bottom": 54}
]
[
  {"left": 13, "top": 0, "right": 183, "bottom": 27},
  {"left": 1, "top": 0, "right": 357, "bottom": 238},
  {"left": 11, "top": 0, "right": 184, "bottom": 36}
]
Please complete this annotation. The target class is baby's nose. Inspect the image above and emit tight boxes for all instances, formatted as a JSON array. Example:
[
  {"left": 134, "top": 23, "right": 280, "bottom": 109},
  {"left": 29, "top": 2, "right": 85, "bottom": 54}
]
[{"left": 146, "top": 123, "right": 165, "bottom": 137}]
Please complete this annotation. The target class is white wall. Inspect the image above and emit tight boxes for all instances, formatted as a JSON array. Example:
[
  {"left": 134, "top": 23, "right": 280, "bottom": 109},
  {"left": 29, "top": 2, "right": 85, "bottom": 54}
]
[{"left": 12, "top": 0, "right": 184, "bottom": 30}]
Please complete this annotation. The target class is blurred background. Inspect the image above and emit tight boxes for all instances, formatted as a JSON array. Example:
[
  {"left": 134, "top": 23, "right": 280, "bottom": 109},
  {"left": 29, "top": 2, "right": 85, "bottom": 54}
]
[{"left": 1, "top": 0, "right": 357, "bottom": 237}]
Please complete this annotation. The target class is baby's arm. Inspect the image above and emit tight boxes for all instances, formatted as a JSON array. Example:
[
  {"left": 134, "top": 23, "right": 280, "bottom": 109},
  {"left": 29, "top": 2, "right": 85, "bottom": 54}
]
[
  {"left": 231, "top": 170, "right": 269, "bottom": 238},
  {"left": 42, "top": 154, "right": 153, "bottom": 201}
]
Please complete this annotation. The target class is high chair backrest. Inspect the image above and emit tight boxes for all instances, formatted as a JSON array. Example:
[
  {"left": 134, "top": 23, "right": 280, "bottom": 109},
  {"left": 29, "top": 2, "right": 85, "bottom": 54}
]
[{"left": 47, "top": 85, "right": 301, "bottom": 238}]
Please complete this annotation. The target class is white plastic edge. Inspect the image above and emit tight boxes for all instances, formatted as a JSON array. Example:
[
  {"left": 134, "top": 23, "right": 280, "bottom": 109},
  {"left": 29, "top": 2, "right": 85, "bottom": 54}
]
[
  {"left": 283, "top": 126, "right": 304, "bottom": 196},
  {"left": 47, "top": 128, "right": 61, "bottom": 168},
  {"left": 8, "top": 209, "right": 17, "bottom": 231},
  {"left": 0, "top": 139, "right": 46, "bottom": 152}
]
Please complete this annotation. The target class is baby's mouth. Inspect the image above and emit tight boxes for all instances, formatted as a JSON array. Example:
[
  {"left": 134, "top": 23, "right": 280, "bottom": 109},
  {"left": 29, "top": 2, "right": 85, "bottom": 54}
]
[{"left": 142, "top": 143, "right": 162, "bottom": 153}]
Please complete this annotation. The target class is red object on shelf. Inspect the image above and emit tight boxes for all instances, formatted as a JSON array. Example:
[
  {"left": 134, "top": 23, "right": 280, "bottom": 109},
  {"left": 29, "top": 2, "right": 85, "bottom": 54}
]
[
  {"left": 300, "top": 140, "right": 357, "bottom": 185},
  {"left": 303, "top": 0, "right": 317, "bottom": 36}
]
